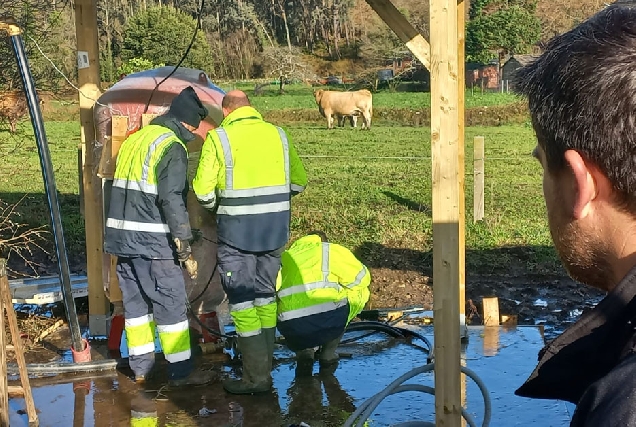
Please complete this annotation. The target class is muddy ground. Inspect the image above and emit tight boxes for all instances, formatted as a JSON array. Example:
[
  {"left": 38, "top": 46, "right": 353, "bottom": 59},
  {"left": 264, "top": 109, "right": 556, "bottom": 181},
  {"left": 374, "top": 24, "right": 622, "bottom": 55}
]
[{"left": 7, "top": 246, "right": 605, "bottom": 367}]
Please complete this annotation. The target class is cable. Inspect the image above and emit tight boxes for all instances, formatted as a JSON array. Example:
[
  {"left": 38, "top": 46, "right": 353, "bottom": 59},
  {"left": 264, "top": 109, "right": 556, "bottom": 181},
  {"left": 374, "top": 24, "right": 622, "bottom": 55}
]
[
  {"left": 344, "top": 363, "right": 491, "bottom": 427},
  {"left": 342, "top": 321, "right": 433, "bottom": 357},
  {"left": 189, "top": 260, "right": 217, "bottom": 305},
  {"left": 183, "top": 259, "right": 234, "bottom": 339},
  {"left": 142, "top": 0, "right": 206, "bottom": 114}
]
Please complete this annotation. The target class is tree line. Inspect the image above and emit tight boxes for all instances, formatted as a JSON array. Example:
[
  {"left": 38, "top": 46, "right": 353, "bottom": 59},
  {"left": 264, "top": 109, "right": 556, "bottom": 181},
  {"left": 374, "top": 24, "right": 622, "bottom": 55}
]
[{"left": 0, "top": 0, "right": 604, "bottom": 92}]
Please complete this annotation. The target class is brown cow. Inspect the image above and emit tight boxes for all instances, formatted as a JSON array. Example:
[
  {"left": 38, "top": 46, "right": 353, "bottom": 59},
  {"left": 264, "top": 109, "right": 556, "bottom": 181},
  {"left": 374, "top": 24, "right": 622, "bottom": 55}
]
[
  {"left": 0, "top": 91, "right": 42, "bottom": 134},
  {"left": 314, "top": 89, "right": 373, "bottom": 130}
]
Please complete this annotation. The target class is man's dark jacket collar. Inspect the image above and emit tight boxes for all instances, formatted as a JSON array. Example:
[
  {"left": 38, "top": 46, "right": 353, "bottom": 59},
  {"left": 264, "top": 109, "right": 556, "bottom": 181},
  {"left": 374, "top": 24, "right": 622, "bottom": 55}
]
[
  {"left": 515, "top": 267, "right": 636, "bottom": 404},
  {"left": 150, "top": 113, "right": 196, "bottom": 143}
]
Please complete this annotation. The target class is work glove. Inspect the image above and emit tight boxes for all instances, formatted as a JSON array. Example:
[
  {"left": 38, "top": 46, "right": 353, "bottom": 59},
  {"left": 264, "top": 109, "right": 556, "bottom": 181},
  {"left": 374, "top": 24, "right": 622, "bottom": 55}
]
[
  {"left": 174, "top": 238, "right": 198, "bottom": 280},
  {"left": 174, "top": 237, "right": 192, "bottom": 262}
]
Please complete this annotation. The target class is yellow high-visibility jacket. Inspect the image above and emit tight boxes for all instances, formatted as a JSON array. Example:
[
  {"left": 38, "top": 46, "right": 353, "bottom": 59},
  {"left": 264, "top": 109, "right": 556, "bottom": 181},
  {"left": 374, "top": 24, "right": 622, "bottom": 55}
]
[
  {"left": 276, "top": 235, "right": 371, "bottom": 342},
  {"left": 193, "top": 106, "right": 307, "bottom": 252}
]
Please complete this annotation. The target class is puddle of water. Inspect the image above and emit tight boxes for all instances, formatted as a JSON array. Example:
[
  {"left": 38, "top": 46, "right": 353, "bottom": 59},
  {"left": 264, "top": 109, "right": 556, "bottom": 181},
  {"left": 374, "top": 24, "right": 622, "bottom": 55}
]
[{"left": 9, "top": 325, "right": 572, "bottom": 427}]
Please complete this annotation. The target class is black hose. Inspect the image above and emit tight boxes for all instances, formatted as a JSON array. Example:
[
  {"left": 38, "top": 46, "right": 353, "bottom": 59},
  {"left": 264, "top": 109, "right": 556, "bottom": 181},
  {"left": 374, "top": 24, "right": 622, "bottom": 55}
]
[
  {"left": 183, "top": 260, "right": 234, "bottom": 339},
  {"left": 345, "top": 321, "right": 407, "bottom": 337},
  {"left": 11, "top": 32, "right": 84, "bottom": 353},
  {"left": 342, "top": 321, "right": 433, "bottom": 359},
  {"left": 189, "top": 260, "right": 217, "bottom": 305}
]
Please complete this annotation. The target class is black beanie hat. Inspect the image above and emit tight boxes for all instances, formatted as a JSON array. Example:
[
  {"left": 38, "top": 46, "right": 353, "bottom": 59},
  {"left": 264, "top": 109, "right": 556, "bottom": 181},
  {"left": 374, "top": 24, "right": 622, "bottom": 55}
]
[{"left": 169, "top": 86, "right": 208, "bottom": 128}]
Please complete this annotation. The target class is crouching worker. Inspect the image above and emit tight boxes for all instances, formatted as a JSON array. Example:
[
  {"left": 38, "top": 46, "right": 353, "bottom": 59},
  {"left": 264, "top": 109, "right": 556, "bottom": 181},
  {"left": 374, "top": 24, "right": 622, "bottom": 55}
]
[
  {"left": 276, "top": 231, "right": 371, "bottom": 369},
  {"left": 104, "top": 86, "right": 214, "bottom": 387}
]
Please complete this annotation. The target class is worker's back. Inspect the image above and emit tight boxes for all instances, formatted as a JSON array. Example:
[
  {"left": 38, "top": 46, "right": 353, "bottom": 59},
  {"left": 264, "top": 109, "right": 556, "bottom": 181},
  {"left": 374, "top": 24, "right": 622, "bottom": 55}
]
[
  {"left": 278, "top": 235, "right": 371, "bottom": 324},
  {"left": 195, "top": 106, "right": 294, "bottom": 252}
]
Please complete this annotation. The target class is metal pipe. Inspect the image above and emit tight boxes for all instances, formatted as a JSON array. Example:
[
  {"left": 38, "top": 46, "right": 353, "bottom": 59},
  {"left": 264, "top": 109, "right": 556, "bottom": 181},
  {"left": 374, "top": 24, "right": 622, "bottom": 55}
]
[{"left": 9, "top": 30, "right": 85, "bottom": 353}]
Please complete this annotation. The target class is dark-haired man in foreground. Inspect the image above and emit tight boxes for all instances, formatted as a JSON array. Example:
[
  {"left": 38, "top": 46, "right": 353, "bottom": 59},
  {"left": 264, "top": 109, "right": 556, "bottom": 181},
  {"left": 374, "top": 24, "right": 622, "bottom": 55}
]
[{"left": 513, "top": 4, "right": 636, "bottom": 425}]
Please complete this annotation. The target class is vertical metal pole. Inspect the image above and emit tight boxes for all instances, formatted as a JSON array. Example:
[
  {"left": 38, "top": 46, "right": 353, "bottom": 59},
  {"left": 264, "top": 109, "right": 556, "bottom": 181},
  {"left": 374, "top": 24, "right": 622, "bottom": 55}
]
[{"left": 10, "top": 32, "right": 85, "bottom": 353}]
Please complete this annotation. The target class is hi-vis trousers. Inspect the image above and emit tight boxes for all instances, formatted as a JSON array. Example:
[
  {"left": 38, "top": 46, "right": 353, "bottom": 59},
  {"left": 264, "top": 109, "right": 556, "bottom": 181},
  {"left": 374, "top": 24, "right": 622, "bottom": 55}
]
[
  {"left": 217, "top": 242, "right": 283, "bottom": 338},
  {"left": 116, "top": 257, "right": 192, "bottom": 379}
]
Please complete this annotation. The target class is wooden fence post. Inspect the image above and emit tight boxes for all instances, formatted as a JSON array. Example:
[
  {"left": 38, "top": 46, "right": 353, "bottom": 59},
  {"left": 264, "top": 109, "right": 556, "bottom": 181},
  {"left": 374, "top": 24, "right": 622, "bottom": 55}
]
[{"left": 474, "top": 136, "right": 485, "bottom": 222}]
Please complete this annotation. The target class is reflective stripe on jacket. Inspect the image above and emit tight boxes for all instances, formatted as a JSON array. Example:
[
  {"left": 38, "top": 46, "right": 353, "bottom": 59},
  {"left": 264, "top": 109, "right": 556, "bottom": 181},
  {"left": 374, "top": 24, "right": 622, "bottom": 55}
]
[
  {"left": 192, "top": 106, "right": 308, "bottom": 252},
  {"left": 104, "top": 124, "right": 190, "bottom": 258},
  {"left": 277, "top": 235, "right": 371, "bottom": 326}
]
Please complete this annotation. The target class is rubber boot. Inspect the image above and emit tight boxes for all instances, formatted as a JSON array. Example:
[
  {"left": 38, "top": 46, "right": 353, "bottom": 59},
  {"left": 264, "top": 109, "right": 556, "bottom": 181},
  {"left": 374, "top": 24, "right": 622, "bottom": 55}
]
[
  {"left": 295, "top": 347, "right": 315, "bottom": 377},
  {"left": 168, "top": 367, "right": 217, "bottom": 387},
  {"left": 319, "top": 333, "right": 344, "bottom": 368},
  {"left": 262, "top": 327, "right": 276, "bottom": 372},
  {"left": 223, "top": 334, "right": 272, "bottom": 394}
]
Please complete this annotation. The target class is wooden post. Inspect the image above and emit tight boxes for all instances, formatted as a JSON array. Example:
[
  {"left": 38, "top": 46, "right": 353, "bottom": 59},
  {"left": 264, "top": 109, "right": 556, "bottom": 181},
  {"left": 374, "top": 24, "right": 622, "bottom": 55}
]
[
  {"left": 365, "top": 0, "right": 430, "bottom": 70},
  {"left": 1, "top": 261, "right": 37, "bottom": 424},
  {"left": 457, "top": 0, "right": 467, "bottom": 342},
  {"left": 74, "top": 0, "right": 108, "bottom": 336},
  {"left": 457, "top": 1, "right": 467, "bottom": 424},
  {"left": 0, "top": 281, "right": 7, "bottom": 427},
  {"left": 431, "top": 0, "right": 462, "bottom": 424},
  {"left": 474, "top": 136, "right": 485, "bottom": 222},
  {"left": 482, "top": 297, "right": 500, "bottom": 326}
]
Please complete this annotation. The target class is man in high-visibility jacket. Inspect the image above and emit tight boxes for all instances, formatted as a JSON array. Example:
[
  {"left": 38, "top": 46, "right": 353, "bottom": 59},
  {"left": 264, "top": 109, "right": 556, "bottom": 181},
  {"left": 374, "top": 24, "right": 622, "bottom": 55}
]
[
  {"left": 104, "top": 86, "right": 214, "bottom": 387},
  {"left": 193, "top": 90, "right": 307, "bottom": 394},
  {"left": 276, "top": 231, "right": 371, "bottom": 368}
]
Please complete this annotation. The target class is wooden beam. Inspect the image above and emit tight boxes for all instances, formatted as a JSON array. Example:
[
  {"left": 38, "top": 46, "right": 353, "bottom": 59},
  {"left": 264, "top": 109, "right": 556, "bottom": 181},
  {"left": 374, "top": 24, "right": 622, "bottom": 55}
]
[
  {"left": 74, "top": 0, "right": 108, "bottom": 336},
  {"left": 365, "top": 0, "right": 430, "bottom": 70},
  {"left": 458, "top": 1, "right": 467, "bottom": 424},
  {"left": 0, "top": 292, "right": 8, "bottom": 426},
  {"left": 458, "top": 0, "right": 467, "bottom": 341},
  {"left": 431, "top": 0, "right": 462, "bottom": 424}
]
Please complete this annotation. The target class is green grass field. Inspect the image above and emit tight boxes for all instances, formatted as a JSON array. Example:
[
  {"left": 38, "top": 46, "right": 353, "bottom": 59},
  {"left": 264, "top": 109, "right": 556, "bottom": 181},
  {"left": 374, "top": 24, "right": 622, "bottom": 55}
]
[
  {"left": 217, "top": 82, "right": 522, "bottom": 112},
  {"left": 0, "top": 100, "right": 560, "bottom": 276}
]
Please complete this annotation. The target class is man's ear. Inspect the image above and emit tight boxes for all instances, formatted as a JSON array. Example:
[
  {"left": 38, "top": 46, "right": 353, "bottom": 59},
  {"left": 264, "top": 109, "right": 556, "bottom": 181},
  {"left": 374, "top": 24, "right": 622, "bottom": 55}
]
[{"left": 563, "top": 149, "right": 597, "bottom": 219}]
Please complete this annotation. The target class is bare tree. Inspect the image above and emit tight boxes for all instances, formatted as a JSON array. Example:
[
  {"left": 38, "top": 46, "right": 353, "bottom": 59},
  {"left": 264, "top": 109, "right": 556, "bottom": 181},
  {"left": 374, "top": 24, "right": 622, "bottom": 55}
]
[
  {"left": 0, "top": 199, "right": 48, "bottom": 277},
  {"left": 260, "top": 46, "right": 313, "bottom": 93}
]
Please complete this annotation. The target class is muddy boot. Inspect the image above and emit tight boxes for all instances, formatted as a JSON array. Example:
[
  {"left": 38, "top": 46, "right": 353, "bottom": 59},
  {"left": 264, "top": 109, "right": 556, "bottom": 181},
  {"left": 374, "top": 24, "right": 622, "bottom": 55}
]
[
  {"left": 295, "top": 347, "right": 316, "bottom": 377},
  {"left": 319, "top": 333, "right": 343, "bottom": 368},
  {"left": 223, "top": 334, "right": 272, "bottom": 394},
  {"left": 168, "top": 360, "right": 217, "bottom": 388},
  {"left": 262, "top": 327, "right": 276, "bottom": 371}
]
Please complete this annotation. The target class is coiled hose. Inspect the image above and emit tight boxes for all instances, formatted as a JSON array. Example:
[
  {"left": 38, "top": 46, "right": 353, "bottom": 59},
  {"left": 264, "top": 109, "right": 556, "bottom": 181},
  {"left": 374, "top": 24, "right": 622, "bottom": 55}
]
[
  {"left": 343, "top": 363, "right": 491, "bottom": 427},
  {"left": 343, "top": 321, "right": 434, "bottom": 360}
]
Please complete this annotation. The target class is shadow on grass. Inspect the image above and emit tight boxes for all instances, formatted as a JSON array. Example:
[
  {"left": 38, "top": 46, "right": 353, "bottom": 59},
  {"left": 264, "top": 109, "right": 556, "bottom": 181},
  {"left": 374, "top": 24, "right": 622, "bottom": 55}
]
[
  {"left": 355, "top": 241, "right": 565, "bottom": 278},
  {"left": 382, "top": 190, "right": 431, "bottom": 214}
]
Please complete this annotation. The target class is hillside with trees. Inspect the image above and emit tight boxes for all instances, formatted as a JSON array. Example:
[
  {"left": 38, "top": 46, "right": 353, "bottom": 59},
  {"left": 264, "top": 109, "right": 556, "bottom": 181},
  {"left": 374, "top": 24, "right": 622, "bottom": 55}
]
[{"left": 0, "top": 0, "right": 606, "bottom": 91}]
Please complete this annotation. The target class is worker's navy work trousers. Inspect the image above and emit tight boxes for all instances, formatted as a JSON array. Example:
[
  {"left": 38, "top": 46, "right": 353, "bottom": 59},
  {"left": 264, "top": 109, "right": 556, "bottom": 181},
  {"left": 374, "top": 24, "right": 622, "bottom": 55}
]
[
  {"left": 217, "top": 242, "right": 283, "bottom": 337},
  {"left": 116, "top": 256, "right": 193, "bottom": 380}
]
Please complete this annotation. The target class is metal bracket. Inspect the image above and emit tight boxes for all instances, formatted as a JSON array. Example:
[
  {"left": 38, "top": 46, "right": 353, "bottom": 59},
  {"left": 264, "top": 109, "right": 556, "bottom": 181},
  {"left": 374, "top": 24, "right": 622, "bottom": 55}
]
[{"left": 0, "top": 17, "right": 22, "bottom": 36}]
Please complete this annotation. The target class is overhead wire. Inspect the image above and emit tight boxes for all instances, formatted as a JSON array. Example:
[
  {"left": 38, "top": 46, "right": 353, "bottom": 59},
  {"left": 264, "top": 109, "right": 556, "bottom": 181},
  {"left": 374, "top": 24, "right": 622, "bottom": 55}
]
[{"left": 142, "top": 0, "right": 207, "bottom": 114}]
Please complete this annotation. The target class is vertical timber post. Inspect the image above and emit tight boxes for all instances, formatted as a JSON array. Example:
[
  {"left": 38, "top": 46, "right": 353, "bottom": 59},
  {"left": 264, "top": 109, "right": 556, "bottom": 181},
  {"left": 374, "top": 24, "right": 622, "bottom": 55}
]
[
  {"left": 74, "top": 0, "right": 108, "bottom": 336},
  {"left": 458, "top": 0, "right": 467, "bottom": 341},
  {"left": 474, "top": 136, "right": 485, "bottom": 222},
  {"left": 431, "top": 0, "right": 462, "bottom": 425},
  {"left": 457, "top": 1, "right": 467, "bottom": 424}
]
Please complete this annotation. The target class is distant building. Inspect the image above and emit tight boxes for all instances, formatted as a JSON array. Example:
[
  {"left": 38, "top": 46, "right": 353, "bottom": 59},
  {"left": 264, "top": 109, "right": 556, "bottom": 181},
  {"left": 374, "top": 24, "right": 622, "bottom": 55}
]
[
  {"left": 501, "top": 54, "right": 540, "bottom": 86},
  {"left": 465, "top": 61, "right": 499, "bottom": 90}
]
